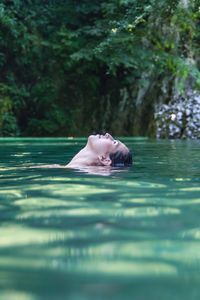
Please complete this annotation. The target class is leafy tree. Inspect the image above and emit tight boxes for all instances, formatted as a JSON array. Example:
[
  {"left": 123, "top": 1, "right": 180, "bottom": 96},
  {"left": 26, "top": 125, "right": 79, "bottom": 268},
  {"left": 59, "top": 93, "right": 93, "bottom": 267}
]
[{"left": 0, "top": 0, "right": 199, "bottom": 136}]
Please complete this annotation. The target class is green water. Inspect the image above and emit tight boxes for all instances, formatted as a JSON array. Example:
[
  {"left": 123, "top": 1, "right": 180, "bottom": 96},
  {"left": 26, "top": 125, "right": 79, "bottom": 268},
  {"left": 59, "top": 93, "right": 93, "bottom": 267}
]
[{"left": 0, "top": 137, "right": 200, "bottom": 300}]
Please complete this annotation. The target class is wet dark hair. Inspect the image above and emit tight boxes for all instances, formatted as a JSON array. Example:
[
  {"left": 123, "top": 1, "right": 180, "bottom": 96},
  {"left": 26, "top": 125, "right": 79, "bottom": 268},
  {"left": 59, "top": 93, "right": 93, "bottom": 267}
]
[{"left": 109, "top": 150, "right": 133, "bottom": 167}]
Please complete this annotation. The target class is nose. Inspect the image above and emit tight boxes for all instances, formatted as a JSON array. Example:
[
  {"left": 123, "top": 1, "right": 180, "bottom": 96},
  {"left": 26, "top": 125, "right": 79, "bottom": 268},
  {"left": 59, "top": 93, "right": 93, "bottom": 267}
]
[{"left": 105, "top": 133, "right": 114, "bottom": 140}]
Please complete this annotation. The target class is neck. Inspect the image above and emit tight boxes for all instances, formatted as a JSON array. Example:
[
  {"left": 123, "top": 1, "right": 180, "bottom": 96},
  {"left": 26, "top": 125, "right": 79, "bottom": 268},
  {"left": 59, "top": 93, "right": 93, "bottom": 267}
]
[{"left": 66, "top": 145, "right": 98, "bottom": 168}]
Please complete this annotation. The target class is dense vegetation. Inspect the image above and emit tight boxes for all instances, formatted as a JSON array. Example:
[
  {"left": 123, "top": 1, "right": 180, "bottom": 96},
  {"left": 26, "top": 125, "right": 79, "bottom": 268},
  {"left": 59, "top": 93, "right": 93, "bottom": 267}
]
[{"left": 0, "top": 0, "right": 200, "bottom": 137}]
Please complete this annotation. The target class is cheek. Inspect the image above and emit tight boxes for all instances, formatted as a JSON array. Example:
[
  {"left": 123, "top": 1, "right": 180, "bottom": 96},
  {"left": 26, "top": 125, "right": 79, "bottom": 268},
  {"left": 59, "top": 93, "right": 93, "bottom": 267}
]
[
  {"left": 95, "top": 140, "right": 112, "bottom": 153},
  {"left": 101, "top": 140, "right": 114, "bottom": 152}
]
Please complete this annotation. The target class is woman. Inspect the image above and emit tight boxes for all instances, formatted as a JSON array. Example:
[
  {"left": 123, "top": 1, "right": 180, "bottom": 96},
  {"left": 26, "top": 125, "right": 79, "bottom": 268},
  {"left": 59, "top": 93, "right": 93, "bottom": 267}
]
[{"left": 66, "top": 133, "right": 132, "bottom": 168}]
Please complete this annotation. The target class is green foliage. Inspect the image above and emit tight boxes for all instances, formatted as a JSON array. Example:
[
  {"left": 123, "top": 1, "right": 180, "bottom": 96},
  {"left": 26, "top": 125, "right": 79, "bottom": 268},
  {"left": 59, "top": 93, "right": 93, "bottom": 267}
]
[
  {"left": 0, "top": 83, "right": 19, "bottom": 136},
  {"left": 0, "top": 0, "right": 200, "bottom": 136}
]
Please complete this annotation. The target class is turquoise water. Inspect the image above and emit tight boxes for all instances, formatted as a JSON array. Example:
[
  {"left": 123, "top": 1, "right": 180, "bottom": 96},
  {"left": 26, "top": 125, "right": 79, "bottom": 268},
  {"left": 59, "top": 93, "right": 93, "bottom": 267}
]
[{"left": 0, "top": 137, "right": 200, "bottom": 300}]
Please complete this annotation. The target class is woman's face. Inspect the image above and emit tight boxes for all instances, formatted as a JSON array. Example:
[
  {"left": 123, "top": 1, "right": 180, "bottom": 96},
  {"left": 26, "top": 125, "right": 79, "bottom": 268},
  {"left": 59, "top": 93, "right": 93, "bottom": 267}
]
[{"left": 88, "top": 133, "right": 128, "bottom": 155}]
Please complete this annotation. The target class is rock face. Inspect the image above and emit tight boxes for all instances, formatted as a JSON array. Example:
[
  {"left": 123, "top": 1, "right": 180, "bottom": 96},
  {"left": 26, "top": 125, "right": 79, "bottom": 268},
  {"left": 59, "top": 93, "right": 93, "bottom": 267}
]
[{"left": 155, "top": 90, "right": 200, "bottom": 139}]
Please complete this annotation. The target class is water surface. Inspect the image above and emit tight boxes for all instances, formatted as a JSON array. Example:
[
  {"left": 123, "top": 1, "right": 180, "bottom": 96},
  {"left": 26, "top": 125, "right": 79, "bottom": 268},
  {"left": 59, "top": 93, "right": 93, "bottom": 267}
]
[{"left": 0, "top": 137, "right": 200, "bottom": 300}]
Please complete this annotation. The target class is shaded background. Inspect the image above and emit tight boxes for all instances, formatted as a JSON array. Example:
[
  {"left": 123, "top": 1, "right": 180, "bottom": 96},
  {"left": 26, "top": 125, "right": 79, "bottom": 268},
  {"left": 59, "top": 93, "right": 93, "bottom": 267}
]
[{"left": 0, "top": 0, "right": 200, "bottom": 137}]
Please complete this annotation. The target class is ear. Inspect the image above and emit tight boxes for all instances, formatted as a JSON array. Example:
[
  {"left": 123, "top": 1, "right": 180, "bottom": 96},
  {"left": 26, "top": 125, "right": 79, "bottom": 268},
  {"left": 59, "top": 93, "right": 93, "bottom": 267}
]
[{"left": 98, "top": 155, "right": 112, "bottom": 166}]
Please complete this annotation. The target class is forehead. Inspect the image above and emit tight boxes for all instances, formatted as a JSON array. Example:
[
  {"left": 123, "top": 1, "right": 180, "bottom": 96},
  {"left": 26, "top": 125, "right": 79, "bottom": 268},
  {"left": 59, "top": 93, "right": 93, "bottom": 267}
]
[{"left": 115, "top": 140, "right": 129, "bottom": 153}]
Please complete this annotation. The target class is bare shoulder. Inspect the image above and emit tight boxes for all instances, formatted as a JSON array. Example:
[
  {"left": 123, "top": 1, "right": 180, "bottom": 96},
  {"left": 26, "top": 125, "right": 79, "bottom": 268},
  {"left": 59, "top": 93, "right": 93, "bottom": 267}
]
[{"left": 30, "top": 164, "right": 67, "bottom": 169}]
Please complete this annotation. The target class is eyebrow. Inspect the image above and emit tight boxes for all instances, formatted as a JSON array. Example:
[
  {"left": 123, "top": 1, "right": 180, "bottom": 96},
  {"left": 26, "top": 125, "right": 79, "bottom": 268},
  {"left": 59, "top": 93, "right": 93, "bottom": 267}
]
[
  {"left": 116, "top": 141, "right": 123, "bottom": 149},
  {"left": 117, "top": 141, "right": 128, "bottom": 152}
]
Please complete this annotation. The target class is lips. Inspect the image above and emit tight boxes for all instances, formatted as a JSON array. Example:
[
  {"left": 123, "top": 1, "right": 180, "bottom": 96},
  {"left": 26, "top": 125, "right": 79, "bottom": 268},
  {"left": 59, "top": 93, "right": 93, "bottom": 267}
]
[
  {"left": 96, "top": 133, "right": 114, "bottom": 140},
  {"left": 97, "top": 134, "right": 105, "bottom": 139}
]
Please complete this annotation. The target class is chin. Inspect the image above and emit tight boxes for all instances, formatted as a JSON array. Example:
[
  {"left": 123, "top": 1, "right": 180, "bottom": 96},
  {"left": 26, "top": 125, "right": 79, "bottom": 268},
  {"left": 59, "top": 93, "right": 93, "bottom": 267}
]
[
  {"left": 87, "top": 134, "right": 99, "bottom": 149},
  {"left": 88, "top": 134, "right": 98, "bottom": 140},
  {"left": 88, "top": 134, "right": 94, "bottom": 140},
  {"left": 87, "top": 134, "right": 96, "bottom": 145}
]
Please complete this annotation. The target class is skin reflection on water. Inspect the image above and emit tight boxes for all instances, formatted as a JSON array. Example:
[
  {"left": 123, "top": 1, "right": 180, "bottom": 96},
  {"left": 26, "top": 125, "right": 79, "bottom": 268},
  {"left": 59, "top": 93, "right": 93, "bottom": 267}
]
[{"left": 0, "top": 138, "right": 200, "bottom": 300}]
